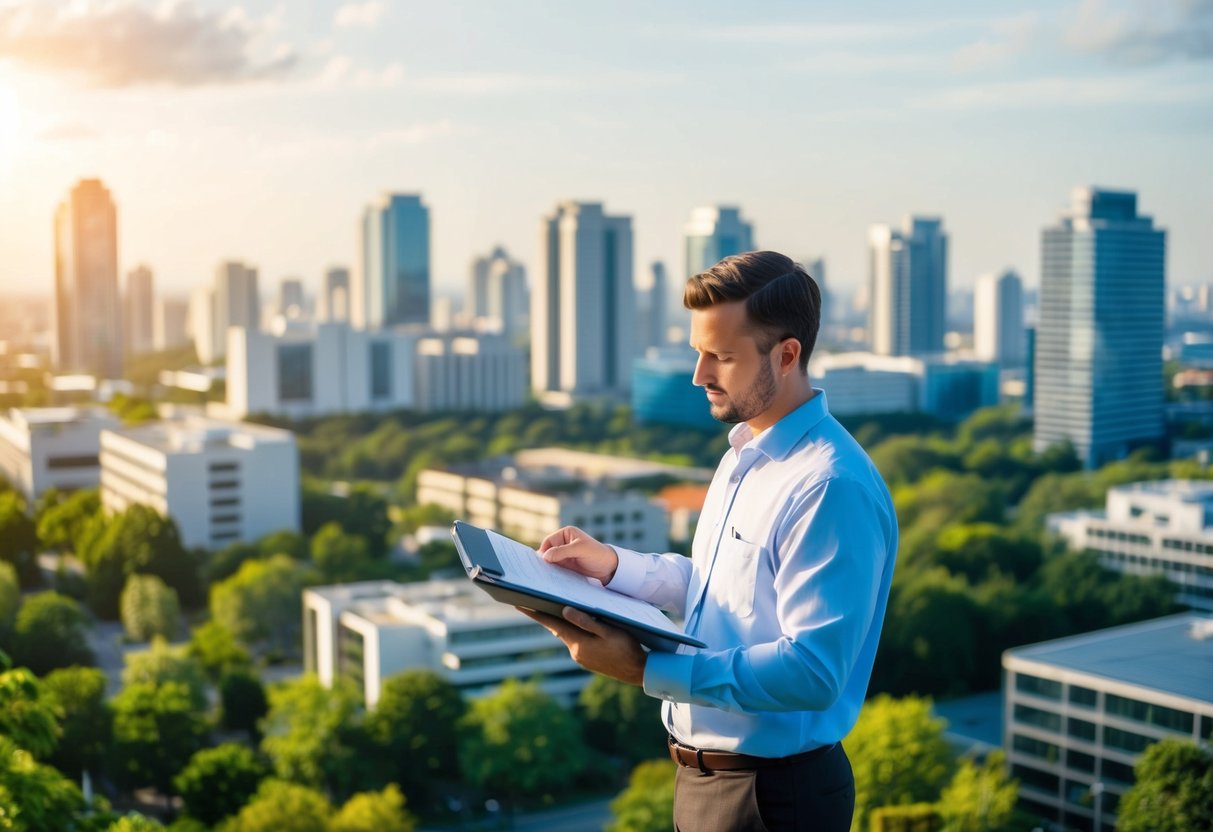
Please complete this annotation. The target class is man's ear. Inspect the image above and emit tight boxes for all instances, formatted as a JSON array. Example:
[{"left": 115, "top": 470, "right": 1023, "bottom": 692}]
[{"left": 778, "top": 338, "right": 801, "bottom": 376}]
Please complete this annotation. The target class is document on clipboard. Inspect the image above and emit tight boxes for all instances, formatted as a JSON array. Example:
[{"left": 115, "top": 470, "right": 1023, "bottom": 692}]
[{"left": 450, "top": 521, "right": 705, "bottom": 652}]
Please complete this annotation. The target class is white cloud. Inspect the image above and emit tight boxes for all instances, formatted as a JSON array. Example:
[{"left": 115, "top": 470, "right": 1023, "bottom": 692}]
[
  {"left": 0, "top": 0, "right": 297, "bottom": 87},
  {"left": 1065, "top": 0, "right": 1213, "bottom": 65},
  {"left": 333, "top": 1, "right": 385, "bottom": 29}
]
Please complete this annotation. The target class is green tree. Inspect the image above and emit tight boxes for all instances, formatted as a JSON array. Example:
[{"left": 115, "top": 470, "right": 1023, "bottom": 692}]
[
  {"left": 175, "top": 743, "right": 269, "bottom": 827},
  {"left": 330, "top": 785, "right": 417, "bottom": 832},
  {"left": 220, "top": 670, "right": 268, "bottom": 739},
  {"left": 1037, "top": 551, "right": 1179, "bottom": 636},
  {"left": 9, "top": 591, "right": 95, "bottom": 675},
  {"left": 187, "top": 619, "right": 252, "bottom": 682},
  {"left": 578, "top": 675, "right": 666, "bottom": 764},
  {"left": 259, "top": 676, "right": 369, "bottom": 797},
  {"left": 929, "top": 523, "right": 1043, "bottom": 584},
  {"left": 936, "top": 751, "right": 1022, "bottom": 832},
  {"left": 606, "top": 759, "right": 676, "bottom": 832},
  {"left": 111, "top": 681, "right": 209, "bottom": 794},
  {"left": 121, "top": 637, "right": 209, "bottom": 711},
  {"left": 0, "top": 736, "right": 85, "bottom": 832},
  {"left": 0, "top": 562, "right": 20, "bottom": 635},
  {"left": 257, "top": 529, "right": 309, "bottom": 561},
  {"left": 210, "top": 555, "right": 308, "bottom": 651},
  {"left": 105, "top": 815, "right": 166, "bottom": 831},
  {"left": 120, "top": 574, "right": 182, "bottom": 642},
  {"left": 41, "top": 666, "right": 112, "bottom": 780},
  {"left": 843, "top": 695, "right": 954, "bottom": 832},
  {"left": 215, "top": 779, "right": 332, "bottom": 832},
  {"left": 35, "top": 487, "right": 101, "bottom": 552},
  {"left": 364, "top": 671, "right": 464, "bottom": 806},
  {"left": 869, "top": 436, "right": 960, "bottom": 487},
  {"left": 0, "top": 491, "right": 38, "bottom": 586},
  {"left": 459, "top": 678, "right": 589, "bottom": 804},
  {"left": 0, "top": 668, "right": 60, "bottom": 760},
  {"left": 310, "top": 522, "right": 371, "bottom": 579},
  {"left": 1117, "top": 739, "right": 1213, "bottom": 832}
]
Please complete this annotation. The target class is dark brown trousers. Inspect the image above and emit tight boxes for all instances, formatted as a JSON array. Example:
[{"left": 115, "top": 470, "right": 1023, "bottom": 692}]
[{"left": 673, "top": 743, "right": 854, "bottom": 832}]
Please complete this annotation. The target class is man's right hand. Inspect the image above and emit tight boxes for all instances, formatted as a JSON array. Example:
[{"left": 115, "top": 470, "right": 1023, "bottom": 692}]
[{"left": 538, "top": 526, "right": 619, "bottom": 584}]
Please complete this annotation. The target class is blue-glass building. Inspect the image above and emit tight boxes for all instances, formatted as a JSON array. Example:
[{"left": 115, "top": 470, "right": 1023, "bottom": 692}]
[
  {"left": 683, "top": 206, "right": 755, "bottom": 279},
  {"left": 1033, "top": 187, "right": 1166, "bottom": 468},
  {"left": 631, "top": 350, "right": 720, "bottom": 430},
  {"left": 357, "top": 194, "right": 430, "bottom": 329}
]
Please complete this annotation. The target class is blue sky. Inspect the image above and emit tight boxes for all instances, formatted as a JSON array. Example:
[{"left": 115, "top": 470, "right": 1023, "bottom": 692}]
[{"left": 0, "top": 0, "right": 1210, "bottom": 304}]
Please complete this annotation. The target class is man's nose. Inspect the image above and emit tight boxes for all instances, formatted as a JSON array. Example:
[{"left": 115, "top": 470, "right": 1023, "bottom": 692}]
[{"left": 692, "top": 356, "right": 710, "bottom": 387}]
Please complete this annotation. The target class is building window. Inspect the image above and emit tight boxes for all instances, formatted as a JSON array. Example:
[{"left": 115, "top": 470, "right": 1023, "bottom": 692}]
[
  {"left": 1106, "top": 693, "right": 1194, "bottom": 734},
  {"left": 338, "top": 624, "right": 365, "bottom": 703},
  {"left": 209, "top": 480, "right": 239, "bottom": 490},
  {"left": 1103, "top": 759, "right": 1136, "bottom": 786},
  {"left": 1016, "top": 673, "right": 1063, "bottom": 701},
  {"left": 1067, "top": 749, "right": 1096, "bottom": 774},
  {"left": 210, "top": 497, "right": 240, "bottom": 507},
  {"left": 370, "top": 342, "right": 392, "bottom": 399},
  {"left": 1069, "top": 685, "right": 1098, "bottom": 709},
  {"left": 1068, "top": 717, "right": 1097, "bottom": 742},
  {"left": 211, "top": 514, "right": 241, "bottom": 525},
  {"left": 1103, "top": 725, "right": 1153, "bottom": 754},
  {"left": 1011, "top": 763, "right": 1059, "bottom": 795},
  {"left": 277, "top": 343, "right": 314, "bottom": 402},
  {"left": 1014, "top": 703, "right": 1062, "bottom": 733},
  {"left": 46, "top": 454, "right": 100, "bottom": 469},
  {"left": 1201, "top": 716, "right": 1213, "bottom": 742},
  {"left": 1013, "top": 733, "right": 1060, "bottom": 763},
  {"left": 209, "top": 461, "right": 239, "bottom": 473}
]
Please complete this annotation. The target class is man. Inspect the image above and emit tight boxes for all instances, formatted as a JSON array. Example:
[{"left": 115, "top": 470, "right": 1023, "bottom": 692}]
[{"left": 520, "top": 251, "right": 898, "bottom": 832}]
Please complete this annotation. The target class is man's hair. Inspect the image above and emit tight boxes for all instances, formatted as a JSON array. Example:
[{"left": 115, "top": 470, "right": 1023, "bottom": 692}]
[{"left": 683, "top": 251, "right": 821, "bottom": 372}]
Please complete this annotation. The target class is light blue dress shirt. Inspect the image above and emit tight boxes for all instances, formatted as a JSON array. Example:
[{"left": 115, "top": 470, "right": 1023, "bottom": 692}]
[{"left": 607, "top": 390, "right": 898, "bottom": 758}]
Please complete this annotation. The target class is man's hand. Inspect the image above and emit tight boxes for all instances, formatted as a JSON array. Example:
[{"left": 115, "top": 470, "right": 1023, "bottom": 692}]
[
  {"left": 517, "top": 605, "right": 647, "bottom": 687},
  {"left": 538, "top": 526, "right": 619, "bottom": 584}
]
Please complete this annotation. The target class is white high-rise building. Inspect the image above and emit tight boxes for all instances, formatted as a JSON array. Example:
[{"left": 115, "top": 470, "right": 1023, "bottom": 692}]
[
  {"left": 869, "top": 216, "right": 948, "bottom": 356},
  {"left": 303, "top": 579, "right": 590, "bottom": 707},
  {"left": 53, "top": 179, "right": 123, "bottom": 378},
  {"left": 321, "top": 267, "right": 350, "bottom": 323},
  {"left": 354, "top": 194, "right": 430, "bottom": 329},
  {"left": 1034, "top": 187, "right": 1165, "bottom": 469},
  {"left": 0, "top": 407, "right": 119, "bottom": 502},
  {"left": 153, "top": 296, "right": 191, "bottom": 351},
  {"left": 190, "top": 261, "right": 261, "bottom": 364},
  {"left": 124, "top": 265, "right": 155, "bottom": 356},
  {"left": 468, "top": 247, "right": 528, "bottom": 339},
  {"left": 226, "top": 323, "right": 525, "bottom": 419},
  {"left": 683, "top": 206, "right": 755, "bottom": 279},
  {"left": 532, "top": 201, "right": 635, "bottom": 399},
  {"left": 974, "top": 269, "right": 1026, "bottom": 366},
  {"left": 100, "top": 416, "right": 299, "bottom": 550}
]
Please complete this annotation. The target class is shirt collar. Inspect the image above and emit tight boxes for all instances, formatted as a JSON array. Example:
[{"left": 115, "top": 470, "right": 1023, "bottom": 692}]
[{"left": 728, "top": 389, "right": 830, "bottom": 461}]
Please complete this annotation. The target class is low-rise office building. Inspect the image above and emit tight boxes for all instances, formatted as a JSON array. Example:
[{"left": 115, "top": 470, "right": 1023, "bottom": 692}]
[
  {"left": 1048, "top": 480, "right": 1213, "bottom": 611},
  {"left": 100, "top": 417, "right": 299, "bottom": 550},
  {"left": 303, "top": 579, "right": 589, "bottom": 707},
  {"left": 808, "top": 352, "right": 999, "bottom": 419},
  {"left": 1003, "top": 614, "right": 1213, "bottom": 832},
  {"left": 0, "top": 407, "right": 119, "bottom": 501}
]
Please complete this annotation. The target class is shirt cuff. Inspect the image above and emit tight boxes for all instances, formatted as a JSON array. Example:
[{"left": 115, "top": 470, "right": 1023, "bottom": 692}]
[
  {"left": 643, "top": 649, "right": 695, "bottom": 702},
  {"left": 605, "top": 546, "right": 647, "bottom": 597}
]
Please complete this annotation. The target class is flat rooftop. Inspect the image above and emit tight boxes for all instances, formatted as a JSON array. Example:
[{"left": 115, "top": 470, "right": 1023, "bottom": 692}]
[
  {"left": 111, "top": 417, "right": 295, "bottom": 453},
  {"left": 1112, "top": 479, "right": 1213, "bottom": 503},
  {"left": 1005, "top": 613, "right": 1213, "bottom": 704}
]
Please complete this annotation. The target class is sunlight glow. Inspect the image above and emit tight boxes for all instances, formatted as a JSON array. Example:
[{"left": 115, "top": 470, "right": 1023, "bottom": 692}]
[{"left": 0, "top": 87, "right": 20, "bottom": 162}]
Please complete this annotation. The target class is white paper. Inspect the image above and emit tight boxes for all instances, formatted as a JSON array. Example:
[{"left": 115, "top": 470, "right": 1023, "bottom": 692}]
[{"left": 485, "top": 529, "right": 684, "bottom": 637}]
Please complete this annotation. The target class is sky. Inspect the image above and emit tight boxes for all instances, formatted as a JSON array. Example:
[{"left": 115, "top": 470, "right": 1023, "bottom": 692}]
[{"left": 0, "top": 0, "right": 1211, "bottom": 306}]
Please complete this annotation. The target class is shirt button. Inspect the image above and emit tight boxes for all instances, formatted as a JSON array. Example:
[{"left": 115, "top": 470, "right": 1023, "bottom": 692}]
[{"left": 730, "top": 475, "right": 740, "bottom": 483}]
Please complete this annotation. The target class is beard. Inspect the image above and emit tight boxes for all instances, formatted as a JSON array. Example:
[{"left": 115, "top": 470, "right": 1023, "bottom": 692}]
[{"left": 706, "top": 358, "right": 777, "bottom": 424}]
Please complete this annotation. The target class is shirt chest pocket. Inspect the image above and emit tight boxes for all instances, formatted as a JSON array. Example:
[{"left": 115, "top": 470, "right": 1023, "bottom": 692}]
[{"left": 714, "top": 537, "right": 764, "bottom": 618}]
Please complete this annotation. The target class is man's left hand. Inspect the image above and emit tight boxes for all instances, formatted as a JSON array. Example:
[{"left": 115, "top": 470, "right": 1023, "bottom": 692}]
[{"left": 516, "top": 606, "right": 647, "bottom": 687}]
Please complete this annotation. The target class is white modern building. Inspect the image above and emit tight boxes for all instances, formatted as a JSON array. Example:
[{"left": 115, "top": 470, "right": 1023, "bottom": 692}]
[
  {"left": 100, "top": 416, "right": 299, "bottom": 550},
  {"left": 1047, "top": 480, "right": 1213, "bottom": 611},
  {"left": 532, "top": 201, "right": 636, "bottom": 400},
  {"left": 303, "top": 579, "right": 589, "bottom": 707},
  {"left": 1003, "top": 614, "right": 1213, "bottom": 832},
  {"left": 0, "top": 407, "right": 119, "bottom": 502},
  {"left": 869, "top": 216, "right": 948, "bottom": 357},
  {"left": 124, "top": 265, "right": 155, "bottom": 356},
  {"left": 189, "top": 261, "right": 261, "bottom": 364},
  {"left": 1034, "top": 187, "right": 1166, "bottom": 468},
  {"left": 225, "top": 322, "right": 525, "bottom": 419},
  {"left": 683, "top": 206, "right": 755, "bottom": 279},
  {"left": 809, "top": 352, "right": 999, "bottom": 420},
  {"left": 416, "top": 450, "right": 679, "bottom": 550},
  {"left": 469, "top": 246, "right": 528, "bottom": 340},
  {"left": 974, "top": 269, "right": 1026, "bottom": 367}
]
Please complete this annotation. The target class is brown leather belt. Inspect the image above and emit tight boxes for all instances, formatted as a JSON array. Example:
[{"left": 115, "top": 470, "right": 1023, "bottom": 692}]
[{"left": 668, "top": 735, "right": 836, "bottom": 772}]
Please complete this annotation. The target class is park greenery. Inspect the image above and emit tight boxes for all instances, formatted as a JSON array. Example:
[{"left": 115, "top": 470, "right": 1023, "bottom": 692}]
[{"left": 0, "top": 400, "right": 1208, "bottom": 828}]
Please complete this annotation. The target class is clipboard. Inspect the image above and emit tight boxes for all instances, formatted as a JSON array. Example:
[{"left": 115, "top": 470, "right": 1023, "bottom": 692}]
[{"left": 451, "top": 520, "right": 705, "bottom": 652}]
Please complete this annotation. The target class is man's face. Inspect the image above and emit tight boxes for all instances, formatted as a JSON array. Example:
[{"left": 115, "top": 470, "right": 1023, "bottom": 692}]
[{"left": 689, "top": 300, "right": 778, "bottom": 425}]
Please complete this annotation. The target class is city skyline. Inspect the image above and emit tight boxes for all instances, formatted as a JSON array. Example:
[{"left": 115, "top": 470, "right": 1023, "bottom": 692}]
[{"left": 1, "top": 0, "right": 1211, "bottom": 301}]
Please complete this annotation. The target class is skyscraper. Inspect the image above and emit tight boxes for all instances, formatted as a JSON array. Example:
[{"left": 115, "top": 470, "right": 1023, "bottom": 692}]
[
  {"left": 53, "top": 179, "right": 123, "bottom": 377},
  {"left": 1034, "top": 187, "right": 1166, "bottom": 468},
  {"left": 683, "top": 206, "right": 755, "bottom": 278},
  {"left": 321, "top": 266, "right": 350, "bottom": 322},
  {"left": 974, "top": 269, "right": 1025, "bottom": 367},
  {"left": 355, "top": 193, "right": 430, "bottom": 329},
  {"left": 469, "top": 246, "right": 529, "bottom": 339},
  {"left": 280, "top": 278, "right": 305, "bottom": 318},
  {"left": 637, "top": 261, "right": 668, "bottom": 350},
  {"left": 124, "top": 264, "right": 155, "bottom": 356},
  {"left": 803, "top": 257, "right": 827, "bottom": 324},
  {"left": 153, "top": 296, "right": 190, "bottom": 351},
  {"left": 532, "top": 201, "right": 635, "bottom": 397},
  {"left": 192, "top": 261, "right": 260, "bottom": 364},
  {"left": 868, "top": 216, "right": 948, "bottom": 356}
]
